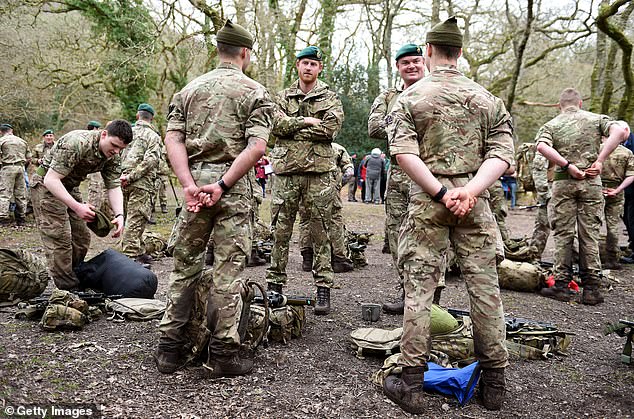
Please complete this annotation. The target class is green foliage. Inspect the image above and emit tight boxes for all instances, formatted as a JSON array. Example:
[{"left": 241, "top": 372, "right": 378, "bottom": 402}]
[{"left": 330, "top": 64, "right": 377, "bottom": 156}]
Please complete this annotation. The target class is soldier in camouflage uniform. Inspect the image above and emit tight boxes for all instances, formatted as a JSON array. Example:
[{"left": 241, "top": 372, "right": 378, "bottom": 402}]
[
  {"left": 154, "top": 144, "right": 170, "bottom": 214},
  {"left": 298, "top": 142, "right": 354, "bottom": 273},
  {"left": 528, "top": 150, "right": 553, "bottom": 261},
  {"left": 120, "top": 103, "right": 162, "bottom": 265},
  {"left": 0, "top": 124, "right": 31, "bottom": 226},
  {"left": 30, "top": 130, "right": 56, "bottom": 225},
  {"left": 536, "top": 88, "right": 628, "bottom": 305},
  {"left": 383, "top": 18, "right": 514, "bottom": 413},
  {"left": 156, "top": 21, "right": 275, "bottom": 377},
  {"left": 31, "top": 120, "right": 132, "bottom": 290},
  {"left": 487, "top": 179, "right": 512, "bottom": 243},
  {"left": 599, "top": 124, "right": 634, "bottom": 269},
  {"left": 368, "top": 44, "right": 434, "bottom": 314},
  {"left": 265, "top": 46, "right": 344, "bottom": 315}
]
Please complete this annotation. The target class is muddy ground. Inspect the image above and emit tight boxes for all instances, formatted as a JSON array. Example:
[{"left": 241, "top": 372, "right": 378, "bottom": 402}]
[{"left": 0, "top": 193, "right": 633, "bottom": 418}]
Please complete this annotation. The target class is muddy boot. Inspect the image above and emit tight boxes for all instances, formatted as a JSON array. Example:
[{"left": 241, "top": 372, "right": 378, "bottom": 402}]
[
  {"left": 246, "top": 248, "right": 267, "bottom": 267},
  {"left": 268, "top": 282, "right": 283, "bottom": 293},
  {"left": 382, "top": 237, "right": 390, "bottom": 254},
  {"left": 301, "top": 248, "right": 313, "bottom": 272},
  {"left": 383, "top": 366, "right": 426, "bottom": 414},
  {"left": 15, "top": 215, "right": 26, "bottom": 227},
  {"left": 581, "top": 286, "right": 604, "bottom": 306},
  {"left": 540, "top": 281, "right": 577, "bottom": 302},
  {"left": 332, "top": 256, "right": 353, "bottom": 273},
  {"left": 160, "top": 204, "right": 169, "bottom": 214},
  {"left": 314, "top": 286, "right": 331, "bottom": 315},
  {"left": 480, "top": 368, "right": 506, "bottom": 410},
  {"left": 154, "top": 346, "right": 182, "bottom": 374},
  {"left": 432, "top": 287, "right": 443, "bottom": 305},
  {"left": 203, "top": 353, "right": 254, "bottom": 378},
  {"left": 382, "top": 288, "right": 404, "bottom": 315}
]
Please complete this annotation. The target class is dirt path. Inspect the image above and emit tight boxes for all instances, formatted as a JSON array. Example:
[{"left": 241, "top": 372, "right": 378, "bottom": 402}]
[{"left": 0, "top": 199, "right": 633, "bottom": 418}]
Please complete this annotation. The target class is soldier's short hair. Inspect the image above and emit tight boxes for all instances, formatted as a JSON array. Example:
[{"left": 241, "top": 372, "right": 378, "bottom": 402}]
[
  {"left": 559, "top": 88, "right": 581, "bottom": 107},
  {"left": 432, "top": 44, "right": 461, "bottom": 60},
  {"left": 217, "top": 42, "right": 244, "bottom": 58},
  {"left": 105, "top": 119, "right": 133, "bottom": 144},
  {"left": 138, "top": 110, "right": 153, "bottom": 121},
  {"left": 0, "top": 125, "right": 11, "bottom": 134}
]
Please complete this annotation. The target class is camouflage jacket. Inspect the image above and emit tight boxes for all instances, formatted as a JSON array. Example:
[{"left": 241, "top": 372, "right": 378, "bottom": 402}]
[
  {"left": 121, "top": 120, "right": 162, "bottom": 191},
  {"left": 535, "top": 106, "right": 615, "bottom": 171},
  {"left": 41, "top": 130, "right": 121, "bottom": 190},
  {"left": 332, "top": 142, "right": 353, "bottom": 174},
  {"left": 32, "top": 142, "right": 54, "bottom": 166},
  {"left": 368, "top": 86, "right": 403, "bottom": 141},
  {"left": 531, "top": 151, "right": 552, "bottom": 203},
  {"left": 0, "top": 134, "right": 31, "bottom": 165},
  {"left": 166, "top": 62, "right": 275, "bottom": 165},
  {"left": 270, "top": 79, "right": 344, "bottom": 174},
  {"left": 388, "top": 65, "right": 515, "bottom": 179},
  {"left": 601, "top": 144, "right": 634, "bottom": 186}
]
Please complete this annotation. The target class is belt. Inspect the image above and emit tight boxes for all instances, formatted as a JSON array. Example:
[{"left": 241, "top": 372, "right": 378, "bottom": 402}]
[
  {"left": 190, "top": 161, "right": 232, "bottom": 170},
  {"left": 553, "top": 171, "right": 571, "bottom": 181},
  {"left": 1, "top": 162, "right": 24, "bottom": 167},
  {"left": 602, "top": 180, "right": 620, "bottom": 188}
]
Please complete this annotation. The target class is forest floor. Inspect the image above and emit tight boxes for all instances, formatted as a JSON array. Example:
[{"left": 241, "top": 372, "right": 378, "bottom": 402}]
[{"left": 0, "top": 191, "right": 633, "bottom": 418}]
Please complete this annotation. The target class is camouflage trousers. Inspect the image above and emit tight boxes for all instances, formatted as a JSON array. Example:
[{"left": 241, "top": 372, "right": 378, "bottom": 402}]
[
  {"left": 34, "top": 184, "right": 90, "bottom": 290},
  {"left": 551, "top": 178, "right": 603, "bottom": 285},
  {"left": 0, "top": 165, "right": 27, "bottom": 219},
  {"left": 398, "top": 178, "right": 508, "bottom": 370},
  {"left": 298, "top": 173, "right": 349, "bottom": 261},
  {"left": 159, "top": 162, "right": 252, "bottom": 356},
  {"left": 121, "top": 186, "right": 152, "bottom": 257},
  {"left": 488, "top": 179, "right": 510, "bottom": 243},
  {"left": 154, "top": 175, "right": 168, "bottom": 208},
  {"left": 266, "top": 172, "right": 335, "bottom": 288},
  {"left": 385, "top": 165, "right": 410, "bottom": 280},
  {"left": 87, "top": 172, "right": 112, "bottom": 217},
  {"left": 603, "top": 192, "right": 624, "bottom": 263},
  {"left": 528, "top": 198, "right": 551, "bottom": 260}
]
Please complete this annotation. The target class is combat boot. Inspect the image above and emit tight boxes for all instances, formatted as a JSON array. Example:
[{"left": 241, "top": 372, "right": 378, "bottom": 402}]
[
  {"left": 246, "top": 248, "right": 267, "bottom": 267},
  {"left": 382, "top": 237, "right": 390, "bottom": 254},
  {"left": 480, "top": 368, "right": 506, "bottom": 410},
  {"left": 301, "top": 248, "right": 313, "bottom": 272},
  {"left": 432, "top": 287, "right": 443, "bottom": 305},
  {"left": 581, "top": 287, "right": 604, "bottom": 306},
  {"left": 314, "top": 286, "right": 331, "bottom": 315},
  {"left": 154, "top": 347, "right": 182, "bottom": 374},
  {"left": 540, "top": 282, "right": 577, "bottom": 303},
  {"left": 160, "top": 204, "right": 169, "bottom": 214},
  {"left": 203, "top": 354, "right": 254, "bottom": 378},
  {"left": 382, "top": 288, "right": 404, "bottom": 315},
  {"left": 205, "top": 251, "right": 214, "bottom": 266},
  {"left": 15, "top": 215, "right": 26, "bottom": 227},
  {"left": 383, "top": 366, "right": 426, "bottom": 414},
  {"left": 332, "top": 256, "right": 353, "bottom": 273},
  {"left": 268, "top": 282, "right": 283, "bottom": 293}
]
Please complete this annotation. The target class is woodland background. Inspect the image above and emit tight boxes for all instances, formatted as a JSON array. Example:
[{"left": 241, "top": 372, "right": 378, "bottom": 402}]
[{"left": 1, "top": 0, "right": 633, "bottom": 155}]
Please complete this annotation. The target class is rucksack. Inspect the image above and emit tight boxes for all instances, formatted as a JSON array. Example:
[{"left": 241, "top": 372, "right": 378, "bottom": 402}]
[
  {"left": 106, "top": 298, "right": 166, "bottom": 321},
  {"left": 0, "top": 248, "right": 49, "bottom": 304},
  {"left": 516, "top": 142, "right": 537, "bottom": 192},
  {"left": 40, "top": 289, "right": 90, "bottom": 331}
]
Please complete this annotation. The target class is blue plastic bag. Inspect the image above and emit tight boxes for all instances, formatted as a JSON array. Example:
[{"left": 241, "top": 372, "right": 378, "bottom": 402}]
[{"left": 423, "top": 361, "right": 481, "bottom": 405}]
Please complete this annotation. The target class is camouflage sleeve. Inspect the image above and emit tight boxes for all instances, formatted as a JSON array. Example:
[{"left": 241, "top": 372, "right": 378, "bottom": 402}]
[
  {"left": 532, "top": 151, "right": 550, "bottom": 202},
  {"left": 387, "top": 96, "right": 420, "bottom": 156},
  {"left": 368, "top": 92, "right": 388, "bottom": 139},
  {"left": 598, "top": 114, "right": 617, "bottom": 137},
  {"left": 101, "top": 155, "right": 122, "bottom": 190},
  {"left": 293, "top": 94, "right": 344, "bottom": 143},
  {"left": 166, "top": 91, "right": 186, "bottom": 134},
  {"left": 272, "top": 110, "right": 310, "bottom": 137},
  {"left": 245, "top": 88, "right": 275, "bottom": 143},
  {"left": 25, "top": 144, "right": 32, "bottom": 162},
  {"left": 626, "top": 150, "right": 634, "bottom": 178},
  {"left": 484, "top": 97, "right": 515, "bottom": 167},
  {"left": 534, "top": 124, "right": 553, "bottom": 148},
  {"left": 339, "top": 147, "right": 353, "bottom": 172},
  {"left": 126, "top": 131, "right": 161, "bottom": 183}
]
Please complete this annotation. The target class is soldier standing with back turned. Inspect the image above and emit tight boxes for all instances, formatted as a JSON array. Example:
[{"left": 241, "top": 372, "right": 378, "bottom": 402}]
[
  {"left": 0, "top": 123, "right": 31, "bottom": 226},
  {"left": 155, "top": 20, "right": 275, "bottom": 377},
  {"left": 265, "top": 46, "right": 344, "bottom": 315},
  {"left": 384, "top": 17, "right": 514, "bottom": 413}
]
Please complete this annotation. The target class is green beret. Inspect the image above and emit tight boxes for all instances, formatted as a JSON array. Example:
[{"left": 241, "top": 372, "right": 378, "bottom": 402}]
[
  {"left": 0, "top": 123, "right": 13, "bottom": 130},
  {"left": 87, "top": 120, "right": 101, "bottom": 129},
  {"left": 42, "top": 129, "right": 54, "bottom": 136},
  {"left": 87, "top": 209, "right": 114, "bottom": 238},
  {"left": 426, "top": 16, "right": 463, "bottom": 48},
  {"left": 296, "top": 46, "right": 323, "bottom": 61},
  {"left": 395, "top": 43, "right": 424, "bottom": 61},
  {"left": 137, "top": 103, "right": 155, "bottom": 116},
  {"left": 216, "top": 19, "right": 254, "bottom": 49}
]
